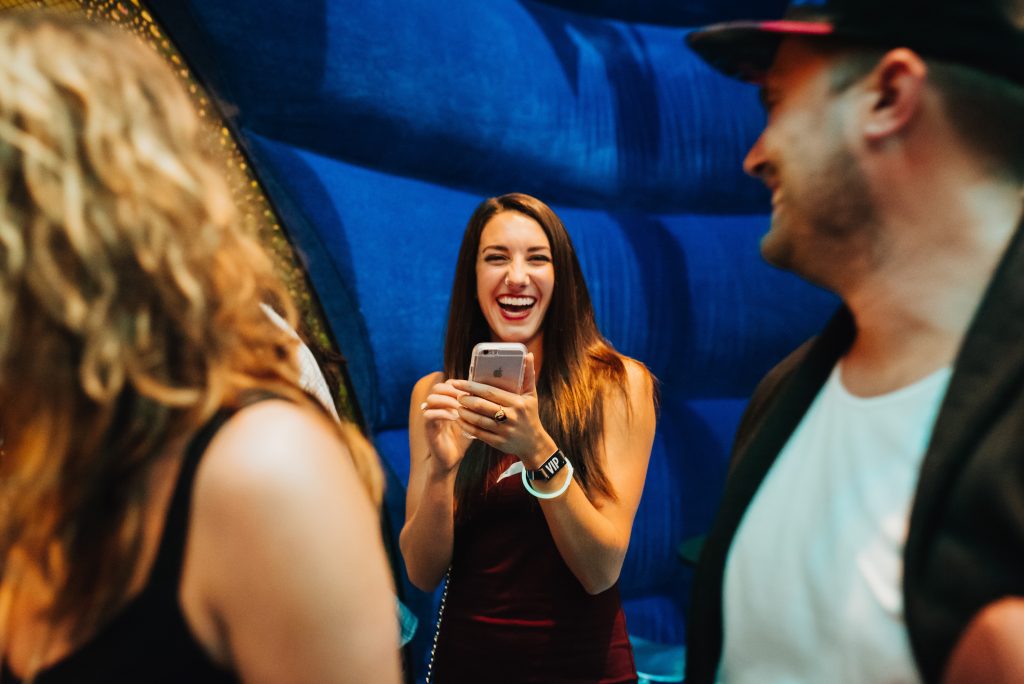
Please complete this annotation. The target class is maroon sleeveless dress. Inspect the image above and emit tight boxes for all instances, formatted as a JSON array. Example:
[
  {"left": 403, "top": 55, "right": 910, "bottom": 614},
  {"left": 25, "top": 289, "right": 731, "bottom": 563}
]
[{"left": 429, "top": 454, "right": 636, "bottom": 684}]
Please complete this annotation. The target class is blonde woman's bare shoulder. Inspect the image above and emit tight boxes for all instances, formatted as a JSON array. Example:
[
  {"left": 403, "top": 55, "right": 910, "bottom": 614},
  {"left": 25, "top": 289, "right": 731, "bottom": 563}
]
[
  {"left": 187, "top": 400, "right": 375, "bottom": 563},
  {"left": 199, "top": 399, "right": 354, "bottom": 489},
  {"left": 181, "top": 399, "right": 400, "bottom": 682}
]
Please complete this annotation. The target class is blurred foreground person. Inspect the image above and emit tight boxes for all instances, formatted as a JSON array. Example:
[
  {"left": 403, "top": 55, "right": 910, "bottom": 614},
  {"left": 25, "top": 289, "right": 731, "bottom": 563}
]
[
  {"left": 684, "top": 1, "right": 1024, "bottom": 682},
  {"left": 0, "top": 13, "right": 400, "bottom": 683}
]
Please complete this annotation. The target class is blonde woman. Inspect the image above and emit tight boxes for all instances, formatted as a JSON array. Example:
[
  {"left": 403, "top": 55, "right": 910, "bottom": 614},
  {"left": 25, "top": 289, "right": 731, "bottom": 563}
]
[{"left": 0, "top": 13, "right": 400, "bottom": 683}]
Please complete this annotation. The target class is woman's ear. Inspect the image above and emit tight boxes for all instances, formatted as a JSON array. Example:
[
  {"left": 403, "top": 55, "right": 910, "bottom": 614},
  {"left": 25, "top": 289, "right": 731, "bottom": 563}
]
[{"left": 861, "top": 48, "right": 928, "bottom": 142}]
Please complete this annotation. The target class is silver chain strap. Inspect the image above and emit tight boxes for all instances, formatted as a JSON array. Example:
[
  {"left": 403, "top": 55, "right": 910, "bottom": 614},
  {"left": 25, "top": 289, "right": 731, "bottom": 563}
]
[{"left": 424, "top": 567, "right": 451, "bottom": 684}]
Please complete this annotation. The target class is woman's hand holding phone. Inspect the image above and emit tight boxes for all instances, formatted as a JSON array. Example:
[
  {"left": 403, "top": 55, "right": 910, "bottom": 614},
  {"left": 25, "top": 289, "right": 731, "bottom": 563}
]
[
  {"left": 421, "top": 379, "right": 473, "bottom": 474},
  {"left": 450, "top": 353, "right": 557, "bottom": 470}
]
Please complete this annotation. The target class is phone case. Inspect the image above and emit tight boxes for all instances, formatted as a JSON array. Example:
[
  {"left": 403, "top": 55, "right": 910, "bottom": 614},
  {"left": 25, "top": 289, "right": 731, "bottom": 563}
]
[{"left": 468, "top": 342, "right": 527, "bottom": 393}]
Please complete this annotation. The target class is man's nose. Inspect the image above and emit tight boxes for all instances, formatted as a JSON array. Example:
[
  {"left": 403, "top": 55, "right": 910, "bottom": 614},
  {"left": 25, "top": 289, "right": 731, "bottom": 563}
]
[{"left": 743, "top": 132, "right": 768, "bottom": 179}]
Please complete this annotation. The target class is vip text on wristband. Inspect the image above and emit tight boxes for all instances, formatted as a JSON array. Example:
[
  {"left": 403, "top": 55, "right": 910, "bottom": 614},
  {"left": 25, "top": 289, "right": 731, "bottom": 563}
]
[{"left": 525, "top": 449, "right": 568, "bottom": 481}]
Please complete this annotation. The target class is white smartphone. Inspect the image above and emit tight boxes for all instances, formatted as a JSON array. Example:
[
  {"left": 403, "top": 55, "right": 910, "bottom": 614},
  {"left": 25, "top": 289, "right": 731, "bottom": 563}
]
[{"left": 468, "top": 342, "right": 527, "bottom": 394}]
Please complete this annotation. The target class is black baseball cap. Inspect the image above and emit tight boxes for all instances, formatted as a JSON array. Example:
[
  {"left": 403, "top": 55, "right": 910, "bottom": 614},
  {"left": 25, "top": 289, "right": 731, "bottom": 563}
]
[{"left": 686, "top": 0, "right": 1024, "bottom": 85}]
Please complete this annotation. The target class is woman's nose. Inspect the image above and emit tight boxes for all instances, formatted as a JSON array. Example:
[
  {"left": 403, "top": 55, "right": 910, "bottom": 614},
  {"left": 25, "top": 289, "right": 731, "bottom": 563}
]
[{"left": 504, "top": 259, "right": 530, "bottom": 288}]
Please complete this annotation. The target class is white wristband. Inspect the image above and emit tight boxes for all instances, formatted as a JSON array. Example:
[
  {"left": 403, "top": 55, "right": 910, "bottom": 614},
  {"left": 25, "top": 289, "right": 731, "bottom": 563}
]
[{"left": 521, "top": 457, "right": 574, "bottom": 499}]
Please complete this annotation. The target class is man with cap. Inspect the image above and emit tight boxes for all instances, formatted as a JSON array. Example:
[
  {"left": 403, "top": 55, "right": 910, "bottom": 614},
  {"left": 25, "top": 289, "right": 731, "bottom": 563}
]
[{"left": 684, "top": 0, "right": 1024, "bottom": 682}]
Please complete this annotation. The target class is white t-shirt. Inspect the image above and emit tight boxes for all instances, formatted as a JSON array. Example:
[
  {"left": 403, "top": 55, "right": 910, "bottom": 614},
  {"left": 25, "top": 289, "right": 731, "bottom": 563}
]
[{"left": 719, "top": 364, "right": 952, "bottom": 684}]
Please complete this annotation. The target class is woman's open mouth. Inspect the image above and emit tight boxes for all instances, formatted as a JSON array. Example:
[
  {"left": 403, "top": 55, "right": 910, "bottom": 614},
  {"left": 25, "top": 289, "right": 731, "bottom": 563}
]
[{"left": 497, "top": 295, "right": 536, "bottom": 318}]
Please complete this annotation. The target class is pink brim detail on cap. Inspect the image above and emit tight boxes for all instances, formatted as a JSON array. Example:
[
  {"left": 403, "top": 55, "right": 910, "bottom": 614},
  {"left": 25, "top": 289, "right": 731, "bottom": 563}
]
[{"left": 756, "top": 20, "right": 835, "bottom": 36}]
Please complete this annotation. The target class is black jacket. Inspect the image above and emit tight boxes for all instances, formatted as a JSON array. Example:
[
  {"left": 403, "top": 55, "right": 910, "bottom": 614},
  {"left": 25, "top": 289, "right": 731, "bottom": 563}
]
[{"left": 686, "top": 221, "right": 1024, "bottom": 683}]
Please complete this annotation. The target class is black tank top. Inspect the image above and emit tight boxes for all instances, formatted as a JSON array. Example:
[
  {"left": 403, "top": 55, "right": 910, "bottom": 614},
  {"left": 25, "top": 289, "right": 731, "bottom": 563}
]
[{"left": 2, "top": 408, "right": 242, "bottom": 683}]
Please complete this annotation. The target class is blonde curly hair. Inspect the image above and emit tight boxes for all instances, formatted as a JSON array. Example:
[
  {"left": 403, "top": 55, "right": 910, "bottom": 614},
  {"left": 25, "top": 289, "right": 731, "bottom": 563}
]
[{"left": 0, "top": 12, "right": 381, "bottom": 637}]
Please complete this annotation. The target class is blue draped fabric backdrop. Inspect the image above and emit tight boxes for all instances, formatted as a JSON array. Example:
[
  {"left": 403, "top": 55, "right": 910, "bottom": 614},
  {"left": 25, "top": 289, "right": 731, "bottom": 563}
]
[{"left": 149, "top": 0, "right": 834, "bottom": 678}]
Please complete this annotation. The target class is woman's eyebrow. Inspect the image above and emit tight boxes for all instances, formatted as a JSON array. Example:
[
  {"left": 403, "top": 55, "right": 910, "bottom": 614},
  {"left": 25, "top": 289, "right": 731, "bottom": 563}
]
[{"left": 480, "top": 244, "right": 550, "bottom": 252}]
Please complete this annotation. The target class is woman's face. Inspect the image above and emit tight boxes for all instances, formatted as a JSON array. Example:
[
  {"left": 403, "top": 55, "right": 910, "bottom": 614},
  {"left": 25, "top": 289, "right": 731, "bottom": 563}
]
[{"left": 475, "top": 211, "right": 555, "bottom": 347}]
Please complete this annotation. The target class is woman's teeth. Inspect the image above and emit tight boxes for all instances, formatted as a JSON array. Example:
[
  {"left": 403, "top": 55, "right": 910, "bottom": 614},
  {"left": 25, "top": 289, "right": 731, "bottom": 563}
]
[{"left": 498, "top": 296, "right": 535, "bottom": 312}]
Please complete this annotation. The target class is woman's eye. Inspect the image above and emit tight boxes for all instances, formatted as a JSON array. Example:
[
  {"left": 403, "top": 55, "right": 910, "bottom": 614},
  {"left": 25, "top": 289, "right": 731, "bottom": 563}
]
[
  {"left": 529, "top": 255, "right": 551, "bottom": 264},
  {"left": 483, "top": 254, "right": 508, "bottom": 264}
]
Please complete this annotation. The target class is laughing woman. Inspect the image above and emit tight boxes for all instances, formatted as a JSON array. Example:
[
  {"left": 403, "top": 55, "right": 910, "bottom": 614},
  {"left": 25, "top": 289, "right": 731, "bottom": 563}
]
[{"left": 401, "top": 193, "right": 657, "bottom": 683}]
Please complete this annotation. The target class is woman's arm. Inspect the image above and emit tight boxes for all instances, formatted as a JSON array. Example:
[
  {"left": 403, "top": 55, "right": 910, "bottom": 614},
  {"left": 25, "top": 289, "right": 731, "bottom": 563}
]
[
  {"left": 452, "top": 356, "right": 656, "bottom": 594},
  {"left": 398, "top": 372, "right": 470, "bottom": 591},
  {"left": 181, "top": 400, "right": 401, "bottom": 684}
]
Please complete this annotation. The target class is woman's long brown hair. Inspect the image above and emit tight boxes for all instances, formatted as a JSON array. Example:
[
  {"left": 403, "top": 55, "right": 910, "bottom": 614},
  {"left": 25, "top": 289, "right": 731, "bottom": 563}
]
[
  {"left": 444, "top": 193, "right": 651, "bottom": 519},
  {"left": 0, "top": 13, "right": 381, "bottom": 640}
]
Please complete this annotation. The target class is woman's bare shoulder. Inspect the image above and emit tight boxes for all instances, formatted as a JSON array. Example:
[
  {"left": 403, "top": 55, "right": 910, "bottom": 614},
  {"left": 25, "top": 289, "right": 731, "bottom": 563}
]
[
  {"left": 598, "top": 355, "right": 657, "bottom": 426},
  {"left": 192, "top": 400, "right": 367, "bottom": 523},
  {"left": 185, "top": 398, "right": 380, "bottom": 601},
  {"left": 603, "top": 355, "right": 655, "bottom": 399},
  {"left": 411, "top": 371, "right": 446, "bottom": 402},
  {"left": 623, "top": 356, "right": 655, "bottom": 392},
  {"left": 180, "top": 399, "right": 399, "bottom": 682}
]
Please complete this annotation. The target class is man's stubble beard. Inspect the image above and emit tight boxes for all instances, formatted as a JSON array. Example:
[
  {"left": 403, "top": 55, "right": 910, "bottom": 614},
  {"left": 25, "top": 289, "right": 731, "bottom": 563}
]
[{"left": 761, "top": 139, "right": 880, "bottom": 291}]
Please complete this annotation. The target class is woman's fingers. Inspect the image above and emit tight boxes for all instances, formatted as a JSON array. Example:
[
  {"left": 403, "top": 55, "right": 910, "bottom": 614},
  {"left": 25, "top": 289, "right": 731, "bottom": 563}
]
[
  {"left": 422, "top": 383, "right": 465, "bottom": 416},
  {"left": 521, "top": 353, "right": 537, "bottom": 396},
  {"left": 423, "top": 407, "right": 460, "bottom": 421},
  {"left": 419, "top": 382, "right": 468, "bottom": 422},
  {"left": 434, "top": 380, "right": 469, "bottom": 398},
  {"left": 456, "top": 393, "right": 508, "bottom": 419},
  {"left": 448, "top": 379, "right": 515, "bottom": 404},
  {"left": 425, "top": 393, "right": 462, "bottom": 410},
  {"left": 456, "top": 417, "right": 498, "bottom": 446},
  {"left": 446, "top": 380, "right": 547, "bottom": 457},
  {"left": 457, "top": 406, "right": 493, "bottom": 429}
]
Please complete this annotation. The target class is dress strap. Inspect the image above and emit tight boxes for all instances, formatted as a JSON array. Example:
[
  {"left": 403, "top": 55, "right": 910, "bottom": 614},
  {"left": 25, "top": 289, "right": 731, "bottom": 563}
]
[
  {"left": 146, "top": 408, "right": 234, "bottom": 591},
  {"left": 148, "top": 392, "right": 282, "bottom": 590}
]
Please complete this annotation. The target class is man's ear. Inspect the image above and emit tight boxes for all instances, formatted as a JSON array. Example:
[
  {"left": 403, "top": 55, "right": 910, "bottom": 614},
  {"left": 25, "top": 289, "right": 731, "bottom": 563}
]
[{"left": 861, "top": 48, "right": 928, "bottom": 142}]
